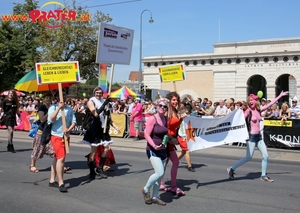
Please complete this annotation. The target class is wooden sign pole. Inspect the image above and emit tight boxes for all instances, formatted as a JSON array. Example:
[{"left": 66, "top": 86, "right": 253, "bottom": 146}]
[
  {"left": 103, "top": 64, "right": 115, "bottom": 133},
  {"left": 58, "top": 83, "right": 69, "bottom": 153}
]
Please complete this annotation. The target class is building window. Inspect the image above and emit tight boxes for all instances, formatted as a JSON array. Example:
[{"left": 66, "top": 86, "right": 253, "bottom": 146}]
[
  {"left": 264, "top": 57, "right": 269, "bottom": 63},
  {"left": 254, "top": 58, "right": 259, "bottom": 63},
  {"left": 293, "top": 56, "right": 299, "bottom": 62},
  {"left": 210, "top": 60, "right": 214, "bottom": 65},
  {"left": 193, "top": 61, "right": 198, "bottom": 66},
  {"left": 245, "top": 58, "right": 250, "bottom": 64},
  {"left": 146, "top": 63, "right": 151, "bottom": 67},
  {"left": 201, "top": 60, "right": 206, "bottom": 65},
  {"left": 177, "top": 61, "right": 181, "bottom": 63},
  {"left": 273, "top": 57, "right": 278, "bottom": 63},
  {"left": 154, "top": 62, "right": 158, "bottom": 67},
  {"left": 162, "top": 62, "right": 166, "bottom": 65},
  {"left": 227, "top": 59, "right": 232, "bottom": 64},
  {"left": 170, "top": 62, "right": 173, "bottom": 64},
  {"left": 283, "top": 56, "right": 288, "bottom": 62},
  {"left": 218, "top": 59, "right": 223, "bottom": 64},
  {"left": 185, "top": 61, "right": 190, "bottom": 66},
  {"left": 236, "top": 59, "right": 241, "bottom": 64}
]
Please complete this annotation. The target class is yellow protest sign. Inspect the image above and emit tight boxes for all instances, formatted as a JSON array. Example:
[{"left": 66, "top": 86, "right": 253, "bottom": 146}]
[
  {"left": 158, "top": 63, "right": 186, "bottom": 83},
  {"left": 36, "top": 62, "right": 80, "bottom": 85}
]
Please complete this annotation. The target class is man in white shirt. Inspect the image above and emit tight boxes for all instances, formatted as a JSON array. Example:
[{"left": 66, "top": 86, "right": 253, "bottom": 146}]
[
  {"left": 213, "top": 99, "right": 227, "bottom": 117},
  {"left": 289, "top": 98, "right": 300, "bottom": 119}
]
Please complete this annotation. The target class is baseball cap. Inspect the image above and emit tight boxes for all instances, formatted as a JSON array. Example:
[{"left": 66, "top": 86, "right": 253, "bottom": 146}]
[
  {"left": 261, "top": 98, "right": 266, "bottom": 101},
  {"left": 135, "top": 97, "right": 140, "bottom": 101}
]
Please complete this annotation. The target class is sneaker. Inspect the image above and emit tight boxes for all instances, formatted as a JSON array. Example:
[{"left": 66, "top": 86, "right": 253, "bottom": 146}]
[
  {"left": 187, "top": 166, "right": 195, "bottom": 172},
  {"left": 141, "top": 187, "right": 152, "bottom": 204},
  {"left": 260, "top": 176, "right": 274, "bottom": 182},
  {"left": 49, "top": 181, "right": 59, "bottom": 188},
  {"left": 151, "top": 198, "right": 166, "bottom": 206},
  {"left": 227, "top": 168, "right": 235, "bottom": 180},
  {"left": 59, "top": 184, "right": 68, "bottom": 193}
]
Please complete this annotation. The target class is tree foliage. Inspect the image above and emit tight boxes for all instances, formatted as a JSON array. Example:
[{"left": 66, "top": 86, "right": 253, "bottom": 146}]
[{"left": 0, "top": 0, "right": 112, "bottom": 92}]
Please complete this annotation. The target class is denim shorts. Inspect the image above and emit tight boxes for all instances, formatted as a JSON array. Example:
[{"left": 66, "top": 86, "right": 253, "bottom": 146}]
[
  {"left": 146, "top": 149, "right": 167, "bottom": 160},
  {"left": 249, "top": 134, "right": 262, "bottom": 143}
]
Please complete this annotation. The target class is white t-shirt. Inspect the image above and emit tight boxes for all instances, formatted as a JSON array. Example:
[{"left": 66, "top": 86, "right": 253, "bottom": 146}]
[{"left": 90, "top": 97, "right": 105, "bottom": 127}]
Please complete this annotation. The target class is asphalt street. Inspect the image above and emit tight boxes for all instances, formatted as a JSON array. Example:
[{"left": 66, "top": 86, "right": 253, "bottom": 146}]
[{"left": 0, "top": 130, "right": 299, "bottom": 213}]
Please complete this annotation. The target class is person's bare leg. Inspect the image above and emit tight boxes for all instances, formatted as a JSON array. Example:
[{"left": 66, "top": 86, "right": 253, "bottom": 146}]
[
  {"left": 177, "top": 150, "right": 186, "bottom": 160},
  {"left": 185, "top": 151, "right": 192, "bottom": 168},
  {"left": 50, "top": 158, "right": 57, "bottom": 183},
  {"left": 56, "top": 157, "right": 65, "bottom": 186}
]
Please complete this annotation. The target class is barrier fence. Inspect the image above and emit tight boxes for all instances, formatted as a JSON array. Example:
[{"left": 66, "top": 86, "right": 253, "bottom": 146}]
[{"left": 1, "top": 112, "right": 299, "bottom": 149}]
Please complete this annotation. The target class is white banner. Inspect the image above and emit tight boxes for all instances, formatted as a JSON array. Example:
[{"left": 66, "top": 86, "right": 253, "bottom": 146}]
[
  {"left": 96, "top": 23, "right": 134, "bottom": 65},
  {"left": 184, "top": 109, "right": 248, "bottom": 151}
]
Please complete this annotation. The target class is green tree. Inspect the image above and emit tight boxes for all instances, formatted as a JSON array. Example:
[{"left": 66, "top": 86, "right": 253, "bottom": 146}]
[
  {"left": 0, "top": 0, "right": 41, "bottom": 91},
  {"left": 0, "top": 0, "right": 112, "bottom": 92}
]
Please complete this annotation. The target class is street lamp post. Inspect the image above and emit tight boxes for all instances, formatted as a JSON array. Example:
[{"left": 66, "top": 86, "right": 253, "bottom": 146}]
[{"left": 139, "top": 9, "right": 154, "bottom": 92}]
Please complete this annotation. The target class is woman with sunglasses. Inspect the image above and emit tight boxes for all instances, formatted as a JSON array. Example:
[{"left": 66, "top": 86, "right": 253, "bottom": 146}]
[
  {"left": 82, "top": 87, "right": 111, "bottom": 180},
  {"left": 159, "top": 91, "right": 187, "bottom": 196},
  {"left": 0, "top": 90, "right": 20, "bottom": 153},
  {"left": 141, "top": 98, "right": 169, "bottom": 206}
]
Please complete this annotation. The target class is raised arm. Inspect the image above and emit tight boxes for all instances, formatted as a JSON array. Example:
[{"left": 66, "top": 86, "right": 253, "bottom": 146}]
[{"left": 261, "top": 91, "right": 289, "bottom": 112}]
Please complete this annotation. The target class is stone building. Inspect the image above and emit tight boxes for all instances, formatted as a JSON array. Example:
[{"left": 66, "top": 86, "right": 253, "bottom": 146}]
[{"left": 142, "top": 37, "right": 300, "bottom": 102}]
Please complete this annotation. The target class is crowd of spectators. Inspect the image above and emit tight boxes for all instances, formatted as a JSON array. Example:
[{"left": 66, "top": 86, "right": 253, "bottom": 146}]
[{"left": 1, "top": 94, "right": 300, "bottom": 121}]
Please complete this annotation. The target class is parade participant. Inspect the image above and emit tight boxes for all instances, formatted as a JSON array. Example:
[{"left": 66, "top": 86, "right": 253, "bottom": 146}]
[
  {"left": 82, "top": 87, "right": 111, "bottom": 179},
  {"left": 86, "top": 103, "right": 120, "bottom": 177},
  {"left": 0, "top": 90, "right": 20, "bottom": 153},
  {"left": 177, "top": 103, "right": 196, "bottom": 172},
  {"left": 227, "top": 91, "right": 288, "bottom": 182},
  {"left": 48, "top": 92, "right": 76, "bottom": 192},
  {"left": 30, "top": 93, "right": 55, "bottom": 173},
  {"left": 160, "top": 91, "right": 186, "bottom": 196},
  {"left": 141, "top": 98, "right": 169, "bottom": 206}
]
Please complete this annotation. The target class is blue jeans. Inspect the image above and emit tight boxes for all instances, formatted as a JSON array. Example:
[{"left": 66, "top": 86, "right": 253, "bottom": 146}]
[
  {"left": 231, "top": 134, "right": 269, "bottom": 177},
  {"left": 144, "top": 150, "right": 166, "bottom": 199}
]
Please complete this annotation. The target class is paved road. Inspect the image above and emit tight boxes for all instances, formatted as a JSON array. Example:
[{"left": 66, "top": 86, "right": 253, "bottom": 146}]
[{"left": 0, "top": 130, "right": 299, "bottom": 213}]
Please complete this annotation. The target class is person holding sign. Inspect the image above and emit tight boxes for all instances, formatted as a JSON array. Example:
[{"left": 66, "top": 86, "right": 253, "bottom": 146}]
[
  {"left": 227, "top": 91, "right": 289, "bottom": 182},
  {"left": 48, "top": 92, "right": 76, "bottom": 192}
]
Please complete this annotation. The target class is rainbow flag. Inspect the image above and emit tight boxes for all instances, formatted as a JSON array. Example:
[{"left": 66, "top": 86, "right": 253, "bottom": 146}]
[{"left": 99, "top": 64, "right": 108, "bottom": 96}]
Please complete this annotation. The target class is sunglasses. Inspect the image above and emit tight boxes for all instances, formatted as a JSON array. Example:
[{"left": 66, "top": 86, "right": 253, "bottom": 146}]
[{"left": 158, "top": 104, "right": 168, "bottom": 109}]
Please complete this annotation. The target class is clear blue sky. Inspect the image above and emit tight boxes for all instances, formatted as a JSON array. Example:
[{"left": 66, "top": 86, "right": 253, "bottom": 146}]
[{"left": 1, "top": 0, "right": 300, "bottom": 83}]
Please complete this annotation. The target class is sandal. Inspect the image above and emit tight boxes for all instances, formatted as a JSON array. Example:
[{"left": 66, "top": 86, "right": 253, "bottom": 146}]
[
  {"left": 29, "top": 166, "right": 39, "bottom": 173},
  {"left": 64, "top": 167, "right": 71, "bottom": 173},
  {"left": 159, "top": 185, "right": 166, "bottom": 191},
  {"left": 166, "top": 187, "right": 185, "bottom": 196}
]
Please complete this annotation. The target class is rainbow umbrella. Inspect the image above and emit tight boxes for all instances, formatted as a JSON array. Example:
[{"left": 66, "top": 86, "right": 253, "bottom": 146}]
[
  {"left": 15, "top": 70, "right": 76, "bottom": 92},
  {"left": 110, "top": 86, "right": 140, "bottom": 99}
]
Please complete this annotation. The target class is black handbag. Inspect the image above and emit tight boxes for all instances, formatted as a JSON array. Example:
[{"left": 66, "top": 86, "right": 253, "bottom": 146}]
[
  {"left": 41, "top": 122, "right": 52, "bottom": 145},
  {"left": 82, "top": 100, "right": 95, "bottom": 131}
]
